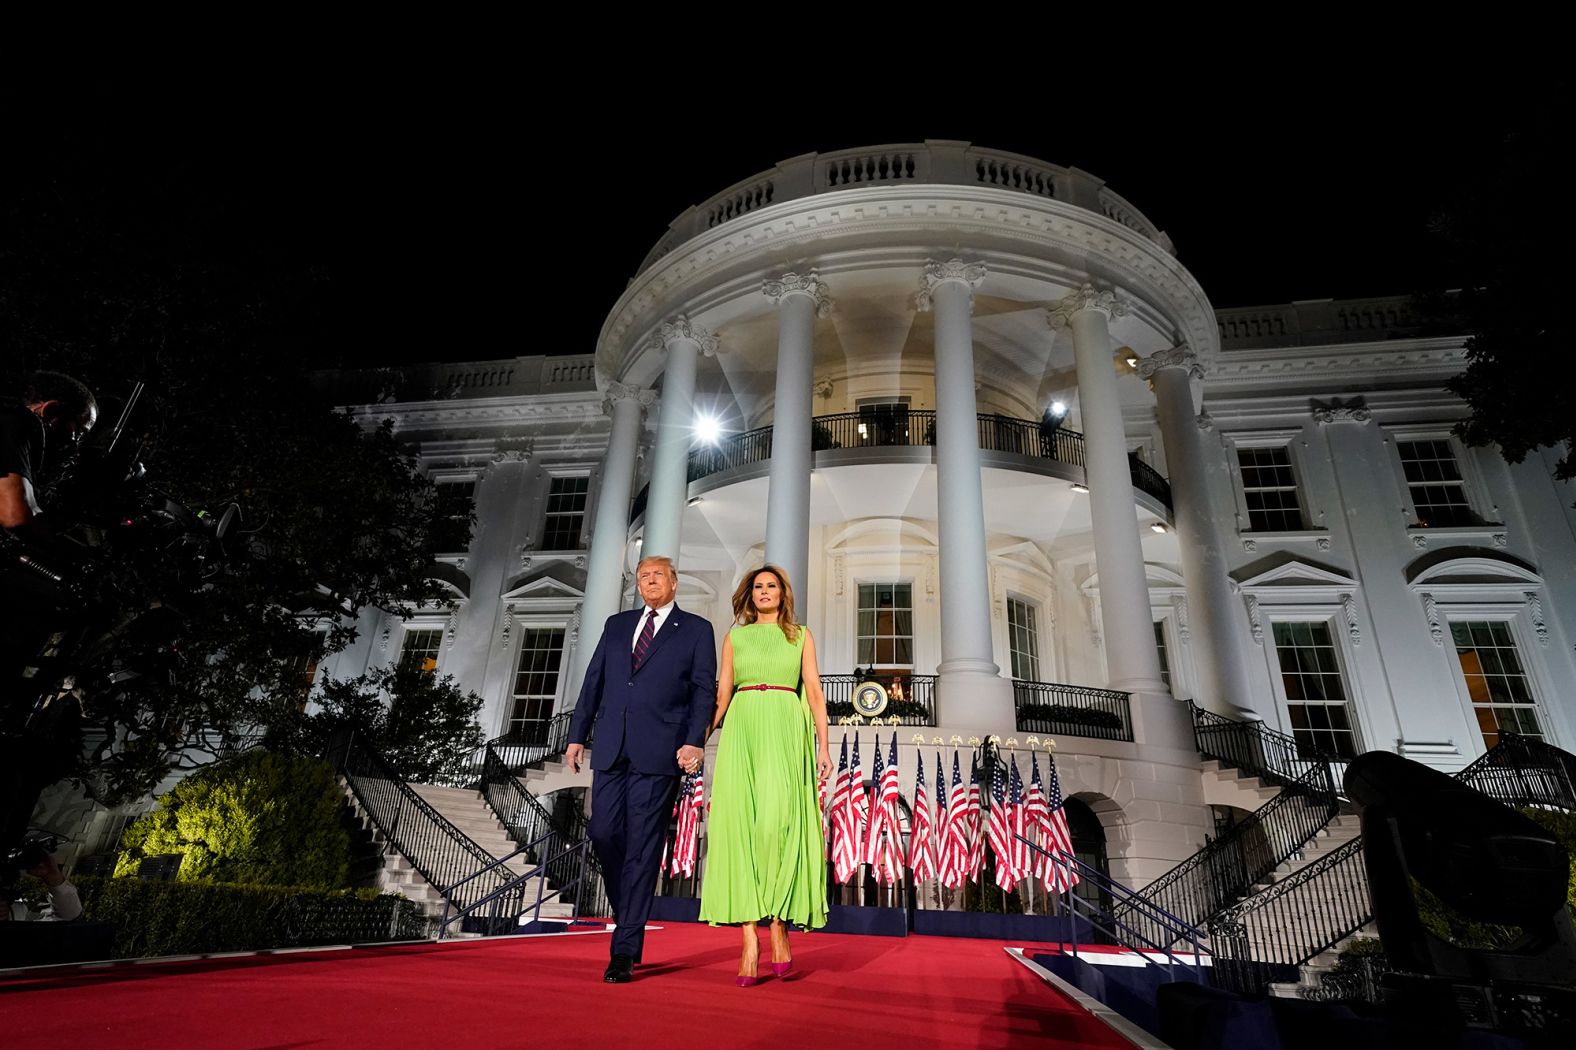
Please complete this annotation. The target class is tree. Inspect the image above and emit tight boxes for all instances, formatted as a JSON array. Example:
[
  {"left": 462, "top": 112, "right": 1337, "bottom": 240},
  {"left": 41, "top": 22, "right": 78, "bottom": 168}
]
[
  {"left": 1, "top": 105, "right": 464, "bottom": 839},
  {"left": 1429, "top": 89, "right": 1573, "bottom": 500},
  {"left": 271, "top": 665, "right": 485, "bottom": 784},
  {"left": 113, "top": 750, "right": 352, "bottom": 888}
]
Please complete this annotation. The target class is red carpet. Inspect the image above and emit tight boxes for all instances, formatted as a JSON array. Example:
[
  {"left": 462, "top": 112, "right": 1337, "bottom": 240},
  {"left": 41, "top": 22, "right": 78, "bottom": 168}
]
[{"left": 2, "top": 924, "right": 1133, "bottom": 1050}]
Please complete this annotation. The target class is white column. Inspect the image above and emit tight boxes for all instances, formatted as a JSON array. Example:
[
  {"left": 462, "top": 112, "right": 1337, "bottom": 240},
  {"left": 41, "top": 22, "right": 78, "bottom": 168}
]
[
  {"left": 566, "top": 382, "right": 652, "bottom": 700},
  {"left": 1050, "top": 286, "right": 1169, "bottom": 697},
  {"left": 762, "top": 272, "right": 829, "bottom": 592},
  {"left": 1139, "top": 347, "right": 1256, "bottom": 719},
  {"left": 642, "top": 315, "right": 716, "bottom": 560},
  {"left": 921, "top": 260, "right": 1015, "bottom": 729}
]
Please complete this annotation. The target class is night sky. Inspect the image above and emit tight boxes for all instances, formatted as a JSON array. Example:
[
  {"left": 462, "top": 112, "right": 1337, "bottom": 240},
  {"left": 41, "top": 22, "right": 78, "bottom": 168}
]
[{"left": 5, "top": 55, "right": 1554, "bottom": 371}]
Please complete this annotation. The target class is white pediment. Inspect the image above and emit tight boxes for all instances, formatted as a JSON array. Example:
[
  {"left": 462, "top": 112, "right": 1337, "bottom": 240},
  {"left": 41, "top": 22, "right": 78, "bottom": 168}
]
[
  {"left": 1409, "top": 555, "right": 1542, "bottom": 589},
  {"left": 502, "top": 574, "right": 585, "bottom": 603},
  {"left": 1233, "top": 557, "right": 1359, "bottom": 592}
]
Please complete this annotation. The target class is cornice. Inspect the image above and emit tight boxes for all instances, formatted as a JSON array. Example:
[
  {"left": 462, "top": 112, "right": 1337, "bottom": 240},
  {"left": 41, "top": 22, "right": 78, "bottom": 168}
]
[{"left": 598, "top": 184, "right": 1217, "bottom": 382}]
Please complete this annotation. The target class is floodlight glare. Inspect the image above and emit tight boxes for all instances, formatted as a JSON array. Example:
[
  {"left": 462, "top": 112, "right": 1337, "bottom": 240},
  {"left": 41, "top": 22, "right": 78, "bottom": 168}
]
[{"left": 693, "top": 414, "right": 722, "bottom": 444}]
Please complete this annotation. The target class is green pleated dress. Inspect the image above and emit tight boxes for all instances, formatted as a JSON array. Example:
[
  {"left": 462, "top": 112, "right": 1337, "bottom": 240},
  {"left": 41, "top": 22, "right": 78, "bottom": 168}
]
[{"left": 698, "top": 623, "right": 829, "bottom": 929}]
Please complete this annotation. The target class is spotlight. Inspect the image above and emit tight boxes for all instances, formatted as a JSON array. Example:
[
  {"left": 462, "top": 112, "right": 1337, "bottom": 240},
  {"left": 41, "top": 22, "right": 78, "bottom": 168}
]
[
  {"left": 1048, "top": 400, "right": 1067, "bottom": 419},
  {"left": 1150, "top": 522, "right": 1168, "bottom": 533},
  {"left": 693, "top": 414, "right": 722, "bottom": 445},
  {"left": 687, "top": 496, "right": 702, "bottom": 507},
  {"left": 1070, "top": 483, "right": 1089, "bottom": 494}
]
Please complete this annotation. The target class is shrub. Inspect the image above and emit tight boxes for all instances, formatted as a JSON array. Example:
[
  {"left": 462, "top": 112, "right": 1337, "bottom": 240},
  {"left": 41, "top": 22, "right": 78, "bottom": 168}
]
[
  {"left": 114, "top": 750, "right": 351, "bottom": 888},
  {"left": 76, "top": 877, "right": 427, "bottom": 957}
]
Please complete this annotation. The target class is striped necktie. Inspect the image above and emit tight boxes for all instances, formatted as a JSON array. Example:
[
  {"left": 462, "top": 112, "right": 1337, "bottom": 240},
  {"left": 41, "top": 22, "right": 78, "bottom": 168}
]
[{"left": 633, "top": 609, "right": 658, "bottom": 669}]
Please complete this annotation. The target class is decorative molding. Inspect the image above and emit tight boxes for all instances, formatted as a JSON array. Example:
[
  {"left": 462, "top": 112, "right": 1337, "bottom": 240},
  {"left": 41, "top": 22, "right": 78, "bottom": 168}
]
[
  {"left": 813, "top": 376, "right": 835, "bottom": 401},
  {"left": 1242, "top": 538, "right": 1258, "bottom": 553},
  {"left": 500, "top": 609, "right": 515, "bottom": 649},
  {"left": 1136, "top": 345, "right": 1203, "bottom": 382},
  {"left": 489, "top": 437, "right": 535, "bottom": 466},
  {"left": 1492, "top": 533, "right": 1508, "bottom": 549},
  {"left": 603, "top": 381, "right": 657, "bottom": 417},
  {"left": 1422, "top": 592, "right": 1443, "bottom": 645},
  {"left": 1316, "top": 537, "right": 1332, "bottom": 552},
  {"left": 917, "top": 259, "right": 987, "bottom": 312},
  {"left": 1244, "top": 594, "right": 1264, "bottom": 645},
  {"left": 1412, "top": 534, "right": 1428, "bottom": 550},
  {"left": 1047, "top": 283, "right": 1130, "bottom": 328},
  {"left": 444, "top": 610, "right": 459, "bottom": 647},
  {"left": 1341, "top": 593, "right": 1361, "bottom": 646},
  {"left": 1086, "top": 594, "right": 1102, "bottom": 650},
  {"left": 1171, "top": 593, "right": 1190, "bottom": 644},
  {"left": 1526, "top": 591, "right": 1549, "bottom": 646},
  {"left": 647, "top": 314, "right": 719, "bottom": 357},
  {"left": 1311, "top": 397, "right": 1372, "bottom": 425},
  {"left": 1196, "top": 411, "right": 1214, "bottom": 432},
  {"left": 379, "top": 625, "right": 392, "bottom": 654},
  {"left": 567, "top": 606, "right": 583, "bottom": 651},
  {"left": 833, "top": 553, "right": 845, "bottom": 597},
  {"left": 925, "top": 555, "right": 937, "bottom": 603},
  {"left": 762, "top": 271, "right": 832, "bottom": 317}
]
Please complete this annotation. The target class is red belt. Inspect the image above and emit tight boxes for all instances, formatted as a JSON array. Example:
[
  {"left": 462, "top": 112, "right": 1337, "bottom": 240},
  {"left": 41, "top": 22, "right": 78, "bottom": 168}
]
[{"left": 737, "top": 684, "right": 797, "bottom": 693}]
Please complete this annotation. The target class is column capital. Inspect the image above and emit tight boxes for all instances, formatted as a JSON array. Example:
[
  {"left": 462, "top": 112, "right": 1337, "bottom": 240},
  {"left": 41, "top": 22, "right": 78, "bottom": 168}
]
[
  {"left": 917, "top": 258, "right": 986, "bottom": 312},
  {"left": 763, "top": 270, "right": 832, "bottom": 317},
  {"left": 1135, "top": 344, "right": 1203, "bottom": 382},
  {"left": 1047, "top": 283, "right": 1130, "bottom": 328},
  {"left": 646, "top": 314, "right": 719, "bottom": 357},
  {"left": 602, "top": 381, "right": 657, "bottom": 416}
]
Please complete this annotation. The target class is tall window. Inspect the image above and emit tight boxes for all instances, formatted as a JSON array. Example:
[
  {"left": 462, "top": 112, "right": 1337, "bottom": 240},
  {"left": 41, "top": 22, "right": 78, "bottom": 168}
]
[
  {"left": 855, "top": 397, "right": 912, "bottom": 446},
  {"left": 282, "top": 636, "right": 324, "bottom": 708},
  {"left": 1153, "top": 621, "right": 1171, "bottom": 689},
  {"left": 399, "top": 628, "right": 444, "bottom": 674},
  {"left": 857, "top": 583, "right": 913, "bottom": 671},
  {"left": 1451, "top": 621, "right": 1541, "bottom": 747},
  {"left": 1398, "top": 440, "right": 1474, "bottom": 527},
  {"left": 1238, "top": 446, "right": 1303, "bottom": 531},
  {"left": 432, "top": 479, "right": 477, "bottom": 552},
  {"left": 1272, "top": 621, "right": 1359, "bottom": 758},
  {"left": 541, "top": 476, "right": 590, "bottom": 549},
  {"left": 1007, "top": 598, "right": 1041, "bottom": 681},
  {"left": 509, "top": 628, "right": 567, "bottom": 743}
]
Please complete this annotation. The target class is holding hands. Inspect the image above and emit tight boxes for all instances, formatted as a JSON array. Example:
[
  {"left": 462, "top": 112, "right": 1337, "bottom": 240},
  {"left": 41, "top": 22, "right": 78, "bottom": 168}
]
[{"left": 677, "top": 744, "right": 704, "bottom": 775}]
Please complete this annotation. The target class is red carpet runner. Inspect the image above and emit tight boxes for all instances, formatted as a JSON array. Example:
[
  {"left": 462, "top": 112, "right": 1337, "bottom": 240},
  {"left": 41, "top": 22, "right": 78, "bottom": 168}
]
[{"left": 3, "top": 924, "right": 1133, "bottom": 1049}]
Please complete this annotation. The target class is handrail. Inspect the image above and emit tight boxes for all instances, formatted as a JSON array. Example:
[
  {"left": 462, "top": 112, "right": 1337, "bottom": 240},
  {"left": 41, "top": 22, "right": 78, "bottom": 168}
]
[
  {"left": 478, "top": 743, "right": 609, "bottom": 918},
  {"left": 438, "top": 834, "right": 596, "bottom": 939},
  {"left": 630, "top": 411, "right": 1173, "bottom": 523},
  {"left": 821, "top": 673, "right": 937, "bottom": 726},
  {"left": 1206, "top": 732, "right": 1576, "bottom": 994},
  {"left": 330, "top": 729, "right": 525, "bottom": 925},
  {"left": 1190, "top": 701, "right": 1334, "bottom": 788},
  {"left": 1013, "top": 680, "right": 1133, "bottom": 742},
  {"left": 1017, "top": 835, "right": 1210, "bottom": 985},
  {"left": 1118, "top": 757, "right": 1340, "bottom": 947}
]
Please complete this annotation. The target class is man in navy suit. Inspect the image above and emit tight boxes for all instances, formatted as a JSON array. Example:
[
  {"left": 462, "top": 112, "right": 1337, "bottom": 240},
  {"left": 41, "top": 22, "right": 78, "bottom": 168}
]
[{"left": 566, "top": 554, "right": 715, "bottom": 983}]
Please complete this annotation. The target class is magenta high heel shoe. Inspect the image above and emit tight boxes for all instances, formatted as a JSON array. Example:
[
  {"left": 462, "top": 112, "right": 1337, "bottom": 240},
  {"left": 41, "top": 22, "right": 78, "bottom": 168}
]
[
  {"left": 769, "top": 961, "right": 793, "bottom": 978},
  {"left": 736, "top": 974, "right": 758, "bottom": 987}
]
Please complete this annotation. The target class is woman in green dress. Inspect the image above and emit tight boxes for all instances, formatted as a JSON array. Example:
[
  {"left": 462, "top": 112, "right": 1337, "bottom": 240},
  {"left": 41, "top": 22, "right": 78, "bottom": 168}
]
[{"left": 698, "top": 565, "right": 832, "bottom": 985}]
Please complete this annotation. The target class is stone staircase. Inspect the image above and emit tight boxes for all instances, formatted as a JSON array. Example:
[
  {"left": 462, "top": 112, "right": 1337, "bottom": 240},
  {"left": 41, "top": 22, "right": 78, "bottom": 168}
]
[
  {"left": 517, "top": 754, "right": 592, "bottom": 798},
  {"left": 343, "top": 782, "right": 575, "bottom": 933},
  {"left": 1201, "top": 758, "right": 1283, "bottom": 810}
]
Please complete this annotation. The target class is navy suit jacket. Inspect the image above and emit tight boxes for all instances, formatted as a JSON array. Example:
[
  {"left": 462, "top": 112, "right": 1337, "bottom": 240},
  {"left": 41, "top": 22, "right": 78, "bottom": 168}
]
[{"left": 568, "top": 605, "right": 717, "bottom": 775}]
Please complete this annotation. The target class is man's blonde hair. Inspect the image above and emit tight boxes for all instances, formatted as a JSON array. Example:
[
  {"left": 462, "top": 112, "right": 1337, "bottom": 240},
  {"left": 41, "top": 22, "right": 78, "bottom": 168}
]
[{"left": 636, "top": 555, "right": 677, "bottom": 581}]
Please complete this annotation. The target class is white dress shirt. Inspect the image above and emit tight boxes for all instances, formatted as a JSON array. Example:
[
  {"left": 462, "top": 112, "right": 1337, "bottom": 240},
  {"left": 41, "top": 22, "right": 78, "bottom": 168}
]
[{"left": 631, "top": 601, "right": 675, "bottom": 652}]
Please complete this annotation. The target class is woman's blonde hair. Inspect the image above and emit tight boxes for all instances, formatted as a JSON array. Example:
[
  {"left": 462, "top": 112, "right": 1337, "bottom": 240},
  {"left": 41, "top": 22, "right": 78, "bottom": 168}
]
[{"left": 731, "top": 564, "right": 800, "bottom": 643}]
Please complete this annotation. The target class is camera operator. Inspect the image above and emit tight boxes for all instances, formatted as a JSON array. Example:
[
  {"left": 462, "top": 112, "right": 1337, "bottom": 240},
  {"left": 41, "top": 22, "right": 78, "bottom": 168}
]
[
  {"left": 4, "top": 842, "right": 83, "bottom": 922},
  {"left": 1, "top": 370, "right": 99, "bottom": 535}
]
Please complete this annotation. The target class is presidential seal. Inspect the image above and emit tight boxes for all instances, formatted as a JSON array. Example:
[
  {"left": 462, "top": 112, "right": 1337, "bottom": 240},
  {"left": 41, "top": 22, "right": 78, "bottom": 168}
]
[{"left": 852, "top": 680, "right": 889, "bottom": 719}]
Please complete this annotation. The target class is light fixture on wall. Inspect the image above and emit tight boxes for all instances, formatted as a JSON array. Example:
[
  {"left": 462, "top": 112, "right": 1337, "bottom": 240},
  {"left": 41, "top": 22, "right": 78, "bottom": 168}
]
[
  {"left": 693, "top": 414, "right": 722, "bottom": 444},
  {"left": 687, "top": 496, "right": 702, "bottom": 506},
  {"left": 1150, "top": 522, "right": 1169, "bottom": 533},
  {"left": 1070, "top": 483, "right": 1090, "bottom": 494}
]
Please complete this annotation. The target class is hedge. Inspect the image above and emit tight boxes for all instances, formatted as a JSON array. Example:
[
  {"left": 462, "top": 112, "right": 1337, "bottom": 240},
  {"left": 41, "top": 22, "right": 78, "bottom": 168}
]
[{"left": 75, "top": 876, "right": 429, "bottom": 957}]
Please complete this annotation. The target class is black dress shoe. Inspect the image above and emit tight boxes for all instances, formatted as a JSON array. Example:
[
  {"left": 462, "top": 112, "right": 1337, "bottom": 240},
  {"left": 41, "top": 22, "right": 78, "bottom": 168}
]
[{"left": 603, "top": 954, "right": 634, "bottom": 983}]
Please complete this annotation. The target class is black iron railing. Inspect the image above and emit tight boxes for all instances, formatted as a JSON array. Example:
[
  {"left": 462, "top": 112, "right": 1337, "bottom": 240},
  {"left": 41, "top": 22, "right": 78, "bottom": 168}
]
[
  {"left": 330, "top": 730, "right": 527, "bottom": 926},
  {"left": 821, "top": 673, "right": 937, "bottom": 726},
  {"left": 628, "top": 410, "right": 1173, "bottom": 520},
  {"left": 1013, "top": 680, "right": 1133, "bottom": 742},
  {"left": 1205, "top": 733, "right": 1576, "bottom": 995},
  {"left": 478, "top": 744, "right": 609, "bottom": 918},
  {"left": 1190, "top": 701, "right": 1329, "bottom": 789},
  {"left": 426, "top": 713, "right": 580, "bottom": 791}
]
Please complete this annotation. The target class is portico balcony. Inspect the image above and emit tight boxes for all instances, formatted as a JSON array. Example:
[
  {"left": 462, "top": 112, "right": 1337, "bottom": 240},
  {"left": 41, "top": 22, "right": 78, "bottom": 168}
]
[{"left": 629, "top": 411, "right": 1171, "bottom": 523}]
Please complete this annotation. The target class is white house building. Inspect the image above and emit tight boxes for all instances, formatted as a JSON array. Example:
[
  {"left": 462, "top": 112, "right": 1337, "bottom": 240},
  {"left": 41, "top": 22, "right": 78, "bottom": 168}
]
[{"left": 317, "top": 141, "right": 1576, "bottom": 892}]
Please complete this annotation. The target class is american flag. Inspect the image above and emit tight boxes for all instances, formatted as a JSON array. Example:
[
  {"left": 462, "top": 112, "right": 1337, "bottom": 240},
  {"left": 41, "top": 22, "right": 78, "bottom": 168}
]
[
  {"left": 908, "top": 751, "right": 937, "bottom": 882},
  {"left": 986, "top": 754, "right": 1018, "bottom": 890},
  {"left": 669, "top": 767, "right": 705, "bottom": 877},
  {"left": 1009, "top": 757, "right": 1029, "bottom": 882},
  {"left": 939, "top": 752, "right": 969, "bottom": 889},
  {"left": 965, "top": 755, "right": 985, "bottom": 883},
  {"left": 1041, "top": 753, "right": 1080, "bottom": 893},
  {"left": 849, "top": 733, "right": 868, "bottom": 880},
  {"left": 1025, "top": 753, "right": 1052, "bottom": 885},
  {"left": 864, "top": 736, "right": 904, "bottom": 885},
  {"left": 830, "top": 735, "right": 859, "bottom": 884}
]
